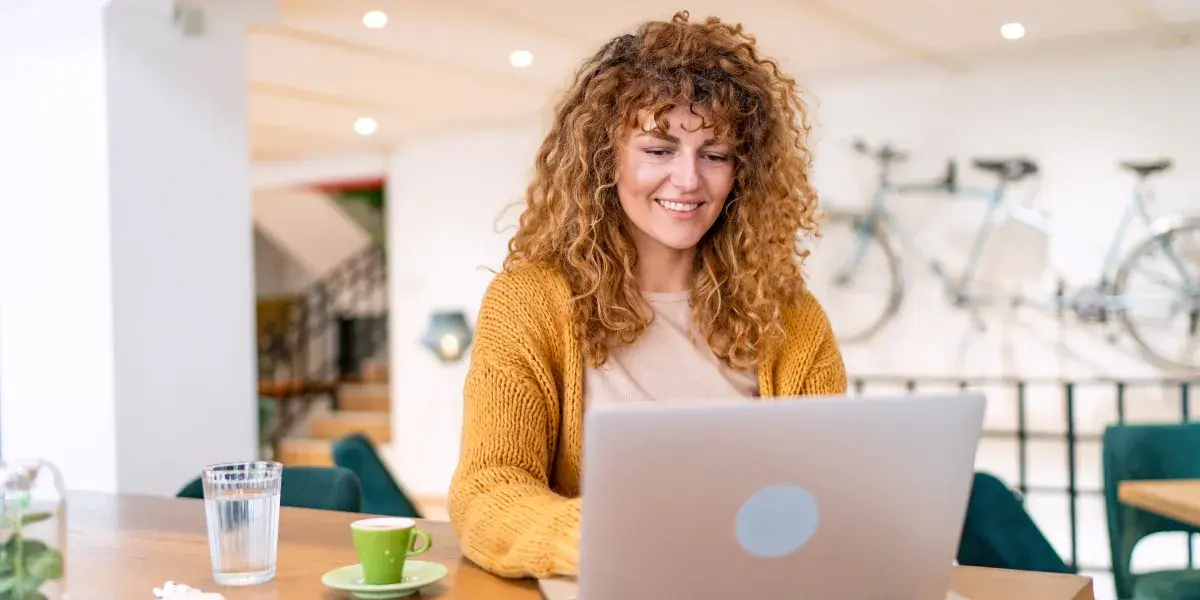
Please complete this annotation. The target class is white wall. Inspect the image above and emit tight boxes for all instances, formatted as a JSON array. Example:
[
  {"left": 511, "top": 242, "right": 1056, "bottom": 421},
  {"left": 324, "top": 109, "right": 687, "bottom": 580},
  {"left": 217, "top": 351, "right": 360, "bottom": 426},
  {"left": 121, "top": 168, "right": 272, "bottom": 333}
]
[
  {"left": 380, "top": 46, "right": 1199, "bottom": 600},
  {"left": 0, "top": 4, "right": 120, "bottom": 492},
  {"left": 384, "top": 44, "right": 1200, "bottom": 505},
  {"left": 387, "top": 126, "right": 542, "bottom": 496},
  {"left": 0, "top": 1, "right": 269, "bottom": 495},
  {"left": 807, "top": 44, "right": 1200, "bottom": 382}
]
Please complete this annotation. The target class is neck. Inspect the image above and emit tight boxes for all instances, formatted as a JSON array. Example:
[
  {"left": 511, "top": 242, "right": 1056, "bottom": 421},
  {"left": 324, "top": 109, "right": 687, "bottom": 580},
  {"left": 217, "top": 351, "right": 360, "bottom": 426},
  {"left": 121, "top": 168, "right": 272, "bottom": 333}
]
[{"left": 635, "top": 243, "right": 696, "bottom": 293}]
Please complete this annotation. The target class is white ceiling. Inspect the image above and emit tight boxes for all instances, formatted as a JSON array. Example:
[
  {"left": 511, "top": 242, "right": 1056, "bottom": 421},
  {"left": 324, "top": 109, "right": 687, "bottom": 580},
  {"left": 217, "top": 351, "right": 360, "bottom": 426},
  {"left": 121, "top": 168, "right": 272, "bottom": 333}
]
[{"left": 247, "top": 0, "right": 1200, "bottom": 163}]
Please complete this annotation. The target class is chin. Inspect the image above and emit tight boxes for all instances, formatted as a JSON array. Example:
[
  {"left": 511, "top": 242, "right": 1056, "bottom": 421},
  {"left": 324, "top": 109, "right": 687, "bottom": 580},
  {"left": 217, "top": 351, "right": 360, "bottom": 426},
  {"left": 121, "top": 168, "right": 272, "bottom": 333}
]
[{"left": 653, "top": 231, "right": 707, "bottom": 251}]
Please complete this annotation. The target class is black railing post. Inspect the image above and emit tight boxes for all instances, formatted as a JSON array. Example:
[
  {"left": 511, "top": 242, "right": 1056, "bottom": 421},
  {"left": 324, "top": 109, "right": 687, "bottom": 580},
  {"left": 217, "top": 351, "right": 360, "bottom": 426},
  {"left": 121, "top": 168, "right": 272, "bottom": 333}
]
[
  {"left": 1017, "top": 381, "right": 1028, "bottom": 498},
  {"left": 1116, "top": 381, "right": 1126, "bottom": 424},
  {"left": 1183, "top": 381, "right": 1191, "bottom": 423},
  {"left": 1183, "top": 380, "right": 1194, "bottom": 570},
  {"left": 1065, "top": 381, "right": 1079, "bottom": 570}
]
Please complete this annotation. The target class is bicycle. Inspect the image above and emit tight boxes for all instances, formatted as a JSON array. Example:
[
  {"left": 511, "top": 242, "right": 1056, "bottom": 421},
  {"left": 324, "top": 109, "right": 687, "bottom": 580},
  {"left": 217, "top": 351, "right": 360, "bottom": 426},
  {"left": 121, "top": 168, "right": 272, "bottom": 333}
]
[{"left": 804, "top": 139, "right": 1200, "bottom": 372}]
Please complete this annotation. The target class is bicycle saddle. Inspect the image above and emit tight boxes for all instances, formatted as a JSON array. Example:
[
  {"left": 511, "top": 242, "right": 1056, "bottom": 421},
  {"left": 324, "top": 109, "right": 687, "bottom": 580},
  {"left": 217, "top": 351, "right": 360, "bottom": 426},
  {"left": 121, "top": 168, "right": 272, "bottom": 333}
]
[
  {"left": 971, "top": 158, "right": 1039, "bottom": 182},
  {"left": 1118, "top": 159, "right": 1172, "bottom": 177}
]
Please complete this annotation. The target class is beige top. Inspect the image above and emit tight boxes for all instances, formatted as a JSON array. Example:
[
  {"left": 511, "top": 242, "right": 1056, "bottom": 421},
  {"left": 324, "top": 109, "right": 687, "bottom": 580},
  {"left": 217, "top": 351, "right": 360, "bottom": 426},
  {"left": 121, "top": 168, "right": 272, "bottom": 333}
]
[{"left": 584, "top": 290, "right": 759, "bottom": 406}]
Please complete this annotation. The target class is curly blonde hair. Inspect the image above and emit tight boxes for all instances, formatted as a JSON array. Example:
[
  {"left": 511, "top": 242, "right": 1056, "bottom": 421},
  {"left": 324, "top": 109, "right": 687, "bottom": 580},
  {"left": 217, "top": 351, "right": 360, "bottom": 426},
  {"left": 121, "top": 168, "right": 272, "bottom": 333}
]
[{"left": 505, "top": 11, "right": 822, "bottom": 371}]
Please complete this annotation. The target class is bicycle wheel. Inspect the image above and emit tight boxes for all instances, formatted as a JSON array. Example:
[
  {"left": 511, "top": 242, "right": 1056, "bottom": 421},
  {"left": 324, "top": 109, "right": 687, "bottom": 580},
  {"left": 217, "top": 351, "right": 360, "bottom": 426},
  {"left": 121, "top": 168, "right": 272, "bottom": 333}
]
[
  {"left": 1112, "top": 216, "right": 1200, "bottom": 372},
  {"left": 801, "top": 209, "right": 905, "bottom": 343}
]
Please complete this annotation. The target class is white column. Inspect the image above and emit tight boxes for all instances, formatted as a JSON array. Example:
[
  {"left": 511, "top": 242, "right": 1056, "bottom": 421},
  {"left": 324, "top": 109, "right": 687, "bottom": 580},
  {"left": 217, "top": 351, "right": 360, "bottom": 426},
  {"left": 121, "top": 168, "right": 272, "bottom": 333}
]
[{"left": 0, "top": 0, "right": 276, "bottom": 495}]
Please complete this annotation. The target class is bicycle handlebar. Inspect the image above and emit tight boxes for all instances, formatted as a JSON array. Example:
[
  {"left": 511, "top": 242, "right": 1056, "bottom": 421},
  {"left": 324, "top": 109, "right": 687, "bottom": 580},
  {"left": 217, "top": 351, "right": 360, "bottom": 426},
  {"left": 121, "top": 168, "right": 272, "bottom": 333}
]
[{"left": 853, "top": 138, "right": 909, "bottom": 163}]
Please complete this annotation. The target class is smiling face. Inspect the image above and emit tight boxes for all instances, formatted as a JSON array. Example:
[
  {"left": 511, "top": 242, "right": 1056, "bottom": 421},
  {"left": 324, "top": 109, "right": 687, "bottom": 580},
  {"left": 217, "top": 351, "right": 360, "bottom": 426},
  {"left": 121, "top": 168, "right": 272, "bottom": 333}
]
[{"left": 615, "top": 105, "right": 735, "bottom": 259}]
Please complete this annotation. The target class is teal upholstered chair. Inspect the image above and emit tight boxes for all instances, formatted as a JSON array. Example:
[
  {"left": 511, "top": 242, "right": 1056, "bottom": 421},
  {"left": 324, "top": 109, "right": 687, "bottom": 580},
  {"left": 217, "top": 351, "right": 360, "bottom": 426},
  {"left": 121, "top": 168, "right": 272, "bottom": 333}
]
[
  {"left": 1104, "top": 423, "right": 1200, "bottom": 600},
  {"left": 177, "top": 466, "right": 364, "bottom": 513},
  {"left": 956, "top": 472, "right": 1074, "bottom": 574},
  {"left": 332, "top": 434, "right": 423, "bottom": 518}
]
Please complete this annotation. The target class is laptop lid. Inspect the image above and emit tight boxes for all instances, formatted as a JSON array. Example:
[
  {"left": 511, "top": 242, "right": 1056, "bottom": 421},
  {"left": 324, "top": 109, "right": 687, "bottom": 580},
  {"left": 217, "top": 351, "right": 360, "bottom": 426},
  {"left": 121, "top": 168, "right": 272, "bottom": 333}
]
[{"left": 578, "top": 394, "right": 985, "bottom": 600}]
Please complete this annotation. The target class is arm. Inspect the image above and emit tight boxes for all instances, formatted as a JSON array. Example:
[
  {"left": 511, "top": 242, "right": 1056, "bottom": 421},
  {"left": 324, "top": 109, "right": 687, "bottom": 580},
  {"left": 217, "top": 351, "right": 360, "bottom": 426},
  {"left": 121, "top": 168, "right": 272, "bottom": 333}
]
[
  {"left": 799, "top": 316, "right": 847, "bottom": 396},
  {"left": 448, "top": 271, "right": 581, "bottom": 579}
]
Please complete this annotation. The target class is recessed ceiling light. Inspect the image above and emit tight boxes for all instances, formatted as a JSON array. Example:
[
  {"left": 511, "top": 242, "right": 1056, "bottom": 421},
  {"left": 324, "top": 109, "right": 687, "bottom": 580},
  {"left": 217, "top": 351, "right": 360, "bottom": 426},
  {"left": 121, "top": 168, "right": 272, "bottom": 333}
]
[
  {"left": 362, "top": 10, "right": 388, "bottom": 29},
  {"left": 509, "top": 50, "right": 534, "bottom": 68},
  {"left": 1000, "top": 22, "right": 1026, "bottom": 40},
  {"left": 354, "top": 117, "right": 378, "bottom": 136}
]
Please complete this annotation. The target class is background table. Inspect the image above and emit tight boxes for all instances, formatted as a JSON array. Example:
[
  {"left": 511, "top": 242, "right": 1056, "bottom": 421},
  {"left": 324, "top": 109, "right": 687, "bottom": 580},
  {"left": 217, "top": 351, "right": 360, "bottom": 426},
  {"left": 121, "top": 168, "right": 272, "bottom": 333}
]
[
  {"left": 64, "top": 492, "right": 1093, "bottom": 599},
  {"left": 1118, "top": 479, "right": 1200, "bottom": 527}
]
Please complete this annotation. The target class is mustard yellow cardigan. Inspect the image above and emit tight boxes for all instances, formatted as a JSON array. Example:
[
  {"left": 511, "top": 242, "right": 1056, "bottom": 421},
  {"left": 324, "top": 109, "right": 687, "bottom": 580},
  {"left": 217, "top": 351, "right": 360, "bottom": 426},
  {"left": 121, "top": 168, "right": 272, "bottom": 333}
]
[{"left": 447, "top": 262, "right": 847, "bottom": 579}]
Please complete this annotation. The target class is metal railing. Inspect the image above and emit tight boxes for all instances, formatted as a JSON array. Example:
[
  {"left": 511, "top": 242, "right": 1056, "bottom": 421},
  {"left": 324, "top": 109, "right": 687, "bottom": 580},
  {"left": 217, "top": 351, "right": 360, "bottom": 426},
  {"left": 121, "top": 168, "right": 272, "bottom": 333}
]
[
  {"left": 256, "top": 243, "right": 389, "bottom": 453},
  {"left": 849, "top": 375, "right": 1197, "bottom": 579}
]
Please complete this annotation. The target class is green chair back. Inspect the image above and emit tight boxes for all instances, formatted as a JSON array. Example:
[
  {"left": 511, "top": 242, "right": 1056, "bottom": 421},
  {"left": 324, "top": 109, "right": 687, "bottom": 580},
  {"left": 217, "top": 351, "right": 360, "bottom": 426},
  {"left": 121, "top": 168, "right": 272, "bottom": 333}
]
[
  {"left": 956, "top": 472, "right": 1074, "bottom": 574},
  {"left": 1104, "top": 423, "right": 1200, "bottom": 599},
  {"left": 177, "top": 466, "right": 363, "bottom": 513},
  {"left": 332, "top": 434, "right": 423, "bottom": 518}
]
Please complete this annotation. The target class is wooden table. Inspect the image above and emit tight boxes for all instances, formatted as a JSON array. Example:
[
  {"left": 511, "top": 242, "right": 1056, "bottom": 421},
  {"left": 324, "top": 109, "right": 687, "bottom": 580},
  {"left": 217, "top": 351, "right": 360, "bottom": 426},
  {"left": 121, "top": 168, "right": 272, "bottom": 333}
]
[
  {"left": 1118, "top": 479, "right": 1200, "bottom": 527},
  {"left": 64, "top": 492, "right": 1094, "bottom": 599}
]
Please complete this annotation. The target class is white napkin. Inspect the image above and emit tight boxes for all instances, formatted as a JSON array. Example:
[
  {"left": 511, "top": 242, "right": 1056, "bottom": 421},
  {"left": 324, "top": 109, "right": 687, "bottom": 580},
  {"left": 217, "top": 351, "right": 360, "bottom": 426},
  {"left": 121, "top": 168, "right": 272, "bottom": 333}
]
[{"left": 152, "top": 581, "right": 227, "bottom": 599}]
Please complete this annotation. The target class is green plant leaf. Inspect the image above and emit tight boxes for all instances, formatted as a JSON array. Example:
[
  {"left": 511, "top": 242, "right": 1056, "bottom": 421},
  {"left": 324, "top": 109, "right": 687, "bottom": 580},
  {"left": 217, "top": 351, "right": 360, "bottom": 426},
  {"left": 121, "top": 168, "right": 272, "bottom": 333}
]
[
  {"left": 17, "top": 514, "right": 50, "bottom": 529},
  {"left": 0, "top": 510, "right": 51, "bottom": 531},
  {"left": 12, "top": 578, "right": 48, "bottom": 600},
  {"left": 0, "top": 569, "right": 47, "bottom": 599},
  {"left": 23, "top": 546, "right": 60, "bottom": 582}
]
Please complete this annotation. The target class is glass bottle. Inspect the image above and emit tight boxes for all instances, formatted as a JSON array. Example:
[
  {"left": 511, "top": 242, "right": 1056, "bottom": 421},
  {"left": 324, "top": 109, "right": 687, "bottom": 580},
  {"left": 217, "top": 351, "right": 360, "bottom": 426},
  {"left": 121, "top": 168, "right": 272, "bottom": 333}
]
[{"left": 0, "top": 458, "right": 67, "bottom": 599}]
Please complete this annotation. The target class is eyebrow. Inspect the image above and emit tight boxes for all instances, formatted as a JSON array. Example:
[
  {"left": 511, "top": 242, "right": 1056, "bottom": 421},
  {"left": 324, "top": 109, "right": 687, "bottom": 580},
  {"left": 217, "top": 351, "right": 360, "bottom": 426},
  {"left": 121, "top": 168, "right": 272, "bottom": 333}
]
[{"left": 637, "top": 131, "right": 721, "bottom": 147}]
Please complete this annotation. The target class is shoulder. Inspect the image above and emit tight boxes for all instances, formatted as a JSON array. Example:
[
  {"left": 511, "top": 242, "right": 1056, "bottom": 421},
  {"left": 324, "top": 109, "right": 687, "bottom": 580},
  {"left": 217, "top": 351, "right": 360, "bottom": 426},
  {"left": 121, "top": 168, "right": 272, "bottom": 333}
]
[
  {"left": 485, "top": 261, "right": 571, "bottom": 303},
  {"left": 480, "top": 261, "right": 572, "bottom": 322},
  {"left": 779, "top": 286, "right": 835, "bottom": 342},
  {"left": 475, "top": 261, "right": 574, "bottom": 360}
]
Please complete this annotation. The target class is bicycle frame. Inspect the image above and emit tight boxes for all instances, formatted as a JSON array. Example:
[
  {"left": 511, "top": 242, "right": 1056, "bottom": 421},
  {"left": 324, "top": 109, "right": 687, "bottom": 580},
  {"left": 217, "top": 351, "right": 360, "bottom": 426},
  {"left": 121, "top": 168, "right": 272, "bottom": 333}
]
[
  {"left": 843, "top": 160, "right": 1194, "bottom": 313},
  {"left": 1099, "top": 179, "right": 1159, "bottom": 283},
  {"left": 839, "top": 163, "right": 1012, "bottom": 304}
]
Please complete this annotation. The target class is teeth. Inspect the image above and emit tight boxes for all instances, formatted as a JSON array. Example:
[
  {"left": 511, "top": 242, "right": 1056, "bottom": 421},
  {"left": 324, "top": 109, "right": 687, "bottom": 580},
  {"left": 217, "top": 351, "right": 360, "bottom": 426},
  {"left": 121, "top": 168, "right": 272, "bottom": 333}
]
[{"left": 657, "top": 199, "right": 701, "bottom": 212}]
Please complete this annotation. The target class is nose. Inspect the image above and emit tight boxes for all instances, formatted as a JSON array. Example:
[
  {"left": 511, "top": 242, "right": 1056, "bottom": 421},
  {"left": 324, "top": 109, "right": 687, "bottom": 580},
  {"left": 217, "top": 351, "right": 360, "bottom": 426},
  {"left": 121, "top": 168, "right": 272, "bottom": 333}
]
[{"left": 670, "top": 155, "right": 700, "bottom": 192}]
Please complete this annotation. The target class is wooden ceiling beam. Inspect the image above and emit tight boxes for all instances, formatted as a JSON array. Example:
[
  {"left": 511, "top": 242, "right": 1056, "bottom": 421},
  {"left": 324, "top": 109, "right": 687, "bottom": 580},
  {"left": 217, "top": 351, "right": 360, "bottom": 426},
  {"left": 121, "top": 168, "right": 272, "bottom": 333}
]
[
  {"left": 1114, "top": 0, "right": 1195, "bottom": 45},
  {"left": 250, "top": 82, "right": 394, "bottom": 113},
  {"left": 247, "top": 22, "right": 553, "bottom": 95},
  {"left": 792, "top": 0, "right": 963, "bottom": 72},
  {"left": 439, "top": 0, "right": 595, "bottom": 48}
]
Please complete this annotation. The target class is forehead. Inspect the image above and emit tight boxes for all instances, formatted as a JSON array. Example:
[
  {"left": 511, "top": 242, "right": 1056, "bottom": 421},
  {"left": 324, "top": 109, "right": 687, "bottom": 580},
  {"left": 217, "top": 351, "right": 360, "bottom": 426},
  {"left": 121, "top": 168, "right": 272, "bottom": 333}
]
[{"left": 635, "top": 105, "right": 715, "bottom": 134}]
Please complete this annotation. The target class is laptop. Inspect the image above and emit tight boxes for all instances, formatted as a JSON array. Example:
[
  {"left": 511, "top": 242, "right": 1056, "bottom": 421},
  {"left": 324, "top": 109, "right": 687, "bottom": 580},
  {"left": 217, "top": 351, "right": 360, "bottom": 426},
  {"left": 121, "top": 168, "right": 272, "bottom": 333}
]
[{"left": 540, "top": 393, "right": 985, "bottom": 600}]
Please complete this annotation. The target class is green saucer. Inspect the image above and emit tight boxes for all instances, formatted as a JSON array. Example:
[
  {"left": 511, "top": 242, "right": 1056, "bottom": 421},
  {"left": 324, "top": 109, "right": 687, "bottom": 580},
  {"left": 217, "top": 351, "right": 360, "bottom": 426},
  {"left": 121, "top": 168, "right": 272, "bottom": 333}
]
[{"left": 321, "top": 561, "right": 448, "bottom": 599}]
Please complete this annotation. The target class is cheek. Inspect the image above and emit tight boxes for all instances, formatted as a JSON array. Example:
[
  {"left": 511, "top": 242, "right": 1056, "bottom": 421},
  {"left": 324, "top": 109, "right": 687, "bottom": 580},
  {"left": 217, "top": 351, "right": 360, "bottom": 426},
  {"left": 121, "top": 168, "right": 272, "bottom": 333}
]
[
  {"left": 707, "top": 167, "right": 735, "bottom": 201},
  {"left": 619, "top": 162, "right": 665, "bottom": 200}
]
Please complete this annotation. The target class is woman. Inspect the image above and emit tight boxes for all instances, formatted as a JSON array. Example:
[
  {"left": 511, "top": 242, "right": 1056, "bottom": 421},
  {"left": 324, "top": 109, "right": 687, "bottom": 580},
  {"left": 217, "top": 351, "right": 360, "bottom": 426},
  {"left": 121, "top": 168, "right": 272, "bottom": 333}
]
[{"left": 448, "top": 11, "right": 846, "bottom": 579}]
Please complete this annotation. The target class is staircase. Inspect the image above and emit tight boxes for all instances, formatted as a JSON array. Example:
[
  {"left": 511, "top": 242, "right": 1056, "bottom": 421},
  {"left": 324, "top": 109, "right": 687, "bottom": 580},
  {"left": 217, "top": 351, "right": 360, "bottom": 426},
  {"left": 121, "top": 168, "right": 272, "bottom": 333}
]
[
  {"left": 257, "top": 242, "right": 391, "bottom": 468},
  {"left": 274, "top": 380, "right": 391, "bottom": 466}
]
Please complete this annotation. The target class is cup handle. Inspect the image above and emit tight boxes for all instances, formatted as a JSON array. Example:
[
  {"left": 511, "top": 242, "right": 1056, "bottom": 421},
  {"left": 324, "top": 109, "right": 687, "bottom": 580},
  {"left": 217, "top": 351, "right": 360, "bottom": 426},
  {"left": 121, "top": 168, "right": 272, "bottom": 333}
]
[{"left": 408, "top": 529, "right": 431, "bottom": 557}]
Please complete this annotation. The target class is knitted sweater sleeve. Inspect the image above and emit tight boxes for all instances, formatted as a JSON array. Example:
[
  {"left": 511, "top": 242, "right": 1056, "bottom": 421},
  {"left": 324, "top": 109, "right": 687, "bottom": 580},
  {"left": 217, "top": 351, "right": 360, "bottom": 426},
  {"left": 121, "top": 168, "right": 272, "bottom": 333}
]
[
  {"left": 448, "top": 268, "right": 581, "bottom": 579},
  {"left": 781, "top": 288, "right": 849, "bottom": 396}
]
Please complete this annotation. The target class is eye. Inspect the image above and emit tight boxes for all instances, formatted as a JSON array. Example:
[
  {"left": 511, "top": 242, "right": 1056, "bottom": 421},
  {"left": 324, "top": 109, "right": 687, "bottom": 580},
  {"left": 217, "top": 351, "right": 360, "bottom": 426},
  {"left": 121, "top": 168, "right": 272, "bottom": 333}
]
[
  {"left": 704, "top": 153, "right": 730, "bottom": 163},
  {"left": 643, "top": 148, "right": 671, "bottom": 157}
]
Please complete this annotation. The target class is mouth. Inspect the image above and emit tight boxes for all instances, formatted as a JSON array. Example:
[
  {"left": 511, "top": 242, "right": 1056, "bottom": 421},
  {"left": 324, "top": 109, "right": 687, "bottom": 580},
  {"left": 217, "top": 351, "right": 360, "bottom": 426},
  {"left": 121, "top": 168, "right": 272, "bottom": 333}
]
[{"left": 655, "top": 199, "right": 704, "bottom": 213}]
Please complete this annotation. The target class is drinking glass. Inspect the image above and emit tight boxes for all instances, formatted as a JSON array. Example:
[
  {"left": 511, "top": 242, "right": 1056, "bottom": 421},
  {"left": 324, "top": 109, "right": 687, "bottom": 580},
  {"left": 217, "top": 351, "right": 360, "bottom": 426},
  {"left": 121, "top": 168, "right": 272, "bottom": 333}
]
[{"left": 201, "top": 461, "right": 282, "bottom": 586}]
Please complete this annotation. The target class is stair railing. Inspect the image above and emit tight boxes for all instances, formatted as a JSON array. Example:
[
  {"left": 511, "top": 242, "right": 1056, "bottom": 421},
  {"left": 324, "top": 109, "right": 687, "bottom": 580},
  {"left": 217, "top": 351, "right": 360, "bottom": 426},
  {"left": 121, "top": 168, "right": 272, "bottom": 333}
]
[{"left": 256, "top": 242, "right": 389, "bottom": 456}]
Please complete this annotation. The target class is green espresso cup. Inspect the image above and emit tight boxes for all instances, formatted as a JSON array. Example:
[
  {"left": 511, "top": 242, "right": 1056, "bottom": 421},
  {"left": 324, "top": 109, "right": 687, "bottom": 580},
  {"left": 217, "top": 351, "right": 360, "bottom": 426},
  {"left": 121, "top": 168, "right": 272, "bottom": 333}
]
[{"left": 349, "top": 517, "right": 433, "bottom": 585}]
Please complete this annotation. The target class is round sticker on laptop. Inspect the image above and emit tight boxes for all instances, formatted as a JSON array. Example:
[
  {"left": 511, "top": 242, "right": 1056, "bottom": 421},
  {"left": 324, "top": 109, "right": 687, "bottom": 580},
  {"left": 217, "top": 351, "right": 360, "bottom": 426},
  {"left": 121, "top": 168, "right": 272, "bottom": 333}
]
[{"left": 734, "top": 483, "right": 820, "bottom": 558}]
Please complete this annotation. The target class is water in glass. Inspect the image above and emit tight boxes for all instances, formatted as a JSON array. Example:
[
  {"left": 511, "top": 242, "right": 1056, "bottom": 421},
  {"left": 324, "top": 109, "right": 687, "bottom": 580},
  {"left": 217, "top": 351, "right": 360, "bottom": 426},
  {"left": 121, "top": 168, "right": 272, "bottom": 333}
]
[{"left": 201, "top": 461, "right": 282, "bottom": 586}]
